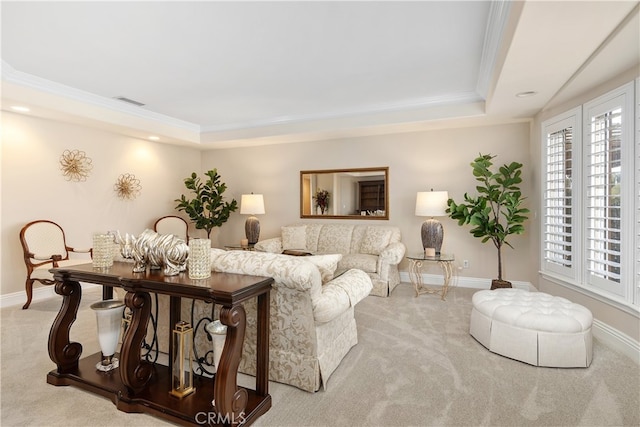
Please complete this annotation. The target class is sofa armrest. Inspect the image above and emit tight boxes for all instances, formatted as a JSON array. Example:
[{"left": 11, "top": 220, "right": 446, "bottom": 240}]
[
  {"left": 329, "top": 269, "right": 372, "bottom": 305},
  {"left": 379, "top": 241, "right": 406, "bottom": 265},
  {"left": 254, "top": 237, "right": 282, "bottom": 253},
  {"left": 313, "top": 269, "right": 372, "bottom": 323}
]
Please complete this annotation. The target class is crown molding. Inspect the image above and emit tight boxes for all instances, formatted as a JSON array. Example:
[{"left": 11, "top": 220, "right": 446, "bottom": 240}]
[
  {"left": 200, "top": 91, "right": 483, "bottom": 134},
  {"left": 1, "top": 60, "right": 200, "bottom": 133},
  {"left": 476, "top": 0, "right": 512, "bottom": 98}
]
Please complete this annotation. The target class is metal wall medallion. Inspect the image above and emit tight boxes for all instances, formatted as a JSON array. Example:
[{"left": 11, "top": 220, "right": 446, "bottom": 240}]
[
  {"left": 114, "top": 173, "right": 141, "bottom": 200},
  {"left": 60, "top": 149, "right": 93, "bottom": 181}
]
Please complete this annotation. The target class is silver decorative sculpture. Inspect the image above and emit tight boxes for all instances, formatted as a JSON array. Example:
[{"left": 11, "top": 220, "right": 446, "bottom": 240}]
[{"left": 129, "top": 229, "right": 188, "bottom": 275}]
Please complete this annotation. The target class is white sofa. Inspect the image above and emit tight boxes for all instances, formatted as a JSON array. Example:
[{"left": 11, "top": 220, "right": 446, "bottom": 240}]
[
  {"left": 147, "top": 248, "right": 373, "bottom": 392},
  {"left": 255, "top": 223, "right": 406, "bottom": 297},
  {"left": 210, "top": 248, "right": 372, "bottom": 392}
]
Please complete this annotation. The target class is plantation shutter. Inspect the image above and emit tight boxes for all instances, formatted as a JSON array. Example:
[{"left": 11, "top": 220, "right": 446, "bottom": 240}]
[
  {"left": 542, "top": 111, "right": 579, "bottom": 278},
  {"left": 584, "top": 95, "right": 625, "bottom": 295}
]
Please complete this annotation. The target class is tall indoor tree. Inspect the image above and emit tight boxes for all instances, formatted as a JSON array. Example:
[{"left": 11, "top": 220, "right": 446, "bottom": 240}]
[{"left": 447, "top": 153, "right": 529, "bottom": 289}]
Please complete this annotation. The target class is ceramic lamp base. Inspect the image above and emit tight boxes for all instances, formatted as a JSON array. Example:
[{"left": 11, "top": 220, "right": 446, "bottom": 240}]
[
  {"left": 421, "top": 218, "right": 443, "bottom": 254},
  {"left": 245, "top": 216, "right": 260, "bottom": 245}
]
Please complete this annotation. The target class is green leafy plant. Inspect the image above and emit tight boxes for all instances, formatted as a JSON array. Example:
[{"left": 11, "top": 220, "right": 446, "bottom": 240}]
[
  {"left": 447, "top": 154, "right": 529, "bottom": 283},
  {"left": 175, "top": 169, "right": 238, "bottom": 239}
]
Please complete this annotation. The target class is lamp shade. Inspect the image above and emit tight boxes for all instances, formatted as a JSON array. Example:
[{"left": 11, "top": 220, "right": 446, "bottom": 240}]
[
  {"left": 240, "top": 194, "right": 265, "bottom": 215},
  {"left": 415, "top": 191, "right": 449, "bottom": 217}
]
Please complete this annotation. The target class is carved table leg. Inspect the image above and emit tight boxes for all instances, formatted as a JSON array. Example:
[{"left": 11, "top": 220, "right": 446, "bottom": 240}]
[
  {"left": 120, "top": 291, "right": 154, "bottom": 394},
  {"left": 439, "top": 261, "right": 453, "bottom": 300},
  {"left": 409, "top": 259, "right": 424, "bottom": 297},
  {"left": 48, "top": 279, "right": 83, "bottom": 373},
  {"left": 214, "top": 304, "right": 248, "bottom": 422}
]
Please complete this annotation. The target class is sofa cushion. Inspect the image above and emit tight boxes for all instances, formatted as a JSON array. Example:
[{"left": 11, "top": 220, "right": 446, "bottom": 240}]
[
  {"left": 360, "top": 226, "right": 393, "bottom": 255},
  {"left": 305, "top": 254, "right": 342, "bottom": 283},
  {"left": 338, "top": 253, "right": 378, "bottom": 273},
  {"left": 282, "top": 225, "right": 307, "bottom": 250},
  {"left": 317, "top": 224, "right": 354, "bottom": 254}
]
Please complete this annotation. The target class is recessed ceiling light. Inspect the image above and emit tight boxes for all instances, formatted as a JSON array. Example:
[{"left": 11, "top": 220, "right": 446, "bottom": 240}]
[
  {"left": 148, "top": 136, "right": 160, "bottom": 141},
  {"left": 11, "top": 106, "right": 30, "bottom": 112},
  {"left": 516, "top": 91, "right": 537, "bottom": 98}
]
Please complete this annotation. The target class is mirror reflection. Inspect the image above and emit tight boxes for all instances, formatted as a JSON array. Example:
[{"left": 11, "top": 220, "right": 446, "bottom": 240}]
[{"left": 300, "top": 167, "right": 389, "bottom": 219}]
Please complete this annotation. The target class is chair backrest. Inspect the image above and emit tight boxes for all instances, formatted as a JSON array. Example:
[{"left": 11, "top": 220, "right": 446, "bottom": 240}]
[
  {"left": 20, "top": 220, "right": 69, "bottom": 262},
  {"left": 154, "top": 216, "right": 189, "bottom": 242}
]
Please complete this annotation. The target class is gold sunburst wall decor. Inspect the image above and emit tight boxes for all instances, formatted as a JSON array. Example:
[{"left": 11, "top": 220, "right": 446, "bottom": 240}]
[
  {"left": 59, "top": 149, "right": 93, "bottom": 181},
  {"left": 114, "top": 173, "right": 142, "bottom": 200}
]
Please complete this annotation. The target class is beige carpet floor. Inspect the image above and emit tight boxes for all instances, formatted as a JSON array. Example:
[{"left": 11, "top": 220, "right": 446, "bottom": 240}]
[{"left": 1, "top": 283, "right": 638, "bottom": 426}]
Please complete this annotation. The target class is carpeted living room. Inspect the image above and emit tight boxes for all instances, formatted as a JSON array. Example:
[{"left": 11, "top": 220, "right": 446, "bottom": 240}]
[{"left": 1, "top": 1, "right": 639, "bottom": 426}]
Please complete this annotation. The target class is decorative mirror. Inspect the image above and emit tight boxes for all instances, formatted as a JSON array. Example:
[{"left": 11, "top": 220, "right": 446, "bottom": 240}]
[{"left": 300, "top": 167, "right": 389, "bottom": 220}]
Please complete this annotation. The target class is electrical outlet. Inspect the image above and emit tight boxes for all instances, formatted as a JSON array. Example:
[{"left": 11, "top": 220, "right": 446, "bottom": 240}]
[{"left": 463, "top": 260, "right": 470, "bottom": 269}]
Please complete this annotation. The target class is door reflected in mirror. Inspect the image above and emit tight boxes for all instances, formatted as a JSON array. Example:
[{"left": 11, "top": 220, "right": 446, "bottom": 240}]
[{"left": 300, "top": 167, "right": 389, "bottom": 220}]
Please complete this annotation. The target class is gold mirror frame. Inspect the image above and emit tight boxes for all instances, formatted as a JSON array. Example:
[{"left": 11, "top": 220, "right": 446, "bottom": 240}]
[{"left": 300, "top": 167, "right": 389, "bottom": 220}]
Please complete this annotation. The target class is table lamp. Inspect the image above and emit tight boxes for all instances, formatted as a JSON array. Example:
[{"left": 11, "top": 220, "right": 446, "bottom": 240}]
[
  {"left": 415, "top": 190, "right": 449, "bottom": 255},
  {"left": 240, "top": 193, "right": 265, "bottom": 245}
]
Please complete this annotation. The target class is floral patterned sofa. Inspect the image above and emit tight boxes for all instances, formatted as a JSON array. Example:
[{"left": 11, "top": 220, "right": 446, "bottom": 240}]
[
  {"left": 211, "top": 249, "right": 372, "bottom": 392},
  {"left": 255, "top": 223, "right": 405, "bottom": 297},
  {"left": 149, "top": 248, "right": 373, "bottom": 393}
]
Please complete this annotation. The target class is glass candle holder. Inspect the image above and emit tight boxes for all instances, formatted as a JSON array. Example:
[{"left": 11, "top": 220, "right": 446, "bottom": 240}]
[
  {"left": 93, "top": 233, "right": 114, "bottom": 268},
  {"left": 188, "top": 238, "right": 211, "bottom": 279}
]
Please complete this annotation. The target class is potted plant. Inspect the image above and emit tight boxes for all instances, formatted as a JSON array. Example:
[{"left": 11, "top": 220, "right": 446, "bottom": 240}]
[
  {"left": 175, "top": 169, "right": 238, "bottom": 239},
  {"left": 447, "top": 154, "right": 529, "bottom": 289},
  {"left": 314, "top": 189, "right": 330, "bottom": 215}
]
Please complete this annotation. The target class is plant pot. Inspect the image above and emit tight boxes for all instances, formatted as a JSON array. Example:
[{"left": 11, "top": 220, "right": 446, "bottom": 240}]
[{"left": 491, "top": 279, "right": 512, "bottom": 290}]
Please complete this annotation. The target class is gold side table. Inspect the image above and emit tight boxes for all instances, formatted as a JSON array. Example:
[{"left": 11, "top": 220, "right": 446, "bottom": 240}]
[{"left": 407, "top": 253, "right": 455, "bottom": 300}]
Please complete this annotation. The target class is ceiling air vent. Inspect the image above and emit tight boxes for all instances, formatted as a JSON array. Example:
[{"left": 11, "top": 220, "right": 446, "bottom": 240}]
[{"left": 113, "top": 96, "right": 145, "bottom": 107}]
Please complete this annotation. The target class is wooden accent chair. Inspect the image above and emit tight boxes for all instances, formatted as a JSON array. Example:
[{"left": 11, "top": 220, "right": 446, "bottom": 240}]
[
  {"left": 19, "top": 220, "right": 92, "bottom": 309},
  {"left": 153, "top": 215, "right": 189, "bottom": 242}
]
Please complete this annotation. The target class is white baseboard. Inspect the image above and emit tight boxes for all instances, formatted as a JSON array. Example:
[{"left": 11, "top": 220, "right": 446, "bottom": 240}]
[
  {"left": 399, "top": 271, "right": 535, "bottom": 291},
  {"left": 592, "top": 319, "right": 640, "bottom": 365},
  {"left": 0, "top": 283, "right": 101, "bottom": 309}
]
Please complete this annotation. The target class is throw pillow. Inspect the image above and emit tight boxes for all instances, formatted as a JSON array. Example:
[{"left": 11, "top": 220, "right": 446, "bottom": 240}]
[
  {"left": 360, "top": 226, "right": 392, "bottom": 255},
  {"left": 305, "top": 254, "right": 343, "bottom": 284},
  {"left": 282, "top": 225, "right": 307, "bottom": 251}
]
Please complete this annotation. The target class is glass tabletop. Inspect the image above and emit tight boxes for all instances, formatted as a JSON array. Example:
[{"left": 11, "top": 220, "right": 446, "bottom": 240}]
[{"left": 406, "top": 253, "right": 455, "bottom": 261}]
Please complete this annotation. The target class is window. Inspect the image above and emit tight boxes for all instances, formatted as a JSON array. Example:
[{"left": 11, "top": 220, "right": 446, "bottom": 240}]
[
  {"left": 542, "top": 109, "right": 580, "bottom": 279},
  {"left": 542, "top": 81, "right": 637, "bottom": 307}
]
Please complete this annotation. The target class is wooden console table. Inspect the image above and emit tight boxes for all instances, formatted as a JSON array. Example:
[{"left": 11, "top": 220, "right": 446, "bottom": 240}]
[{"left": 47, "top": 262, "right": 272, "bottom": 426}]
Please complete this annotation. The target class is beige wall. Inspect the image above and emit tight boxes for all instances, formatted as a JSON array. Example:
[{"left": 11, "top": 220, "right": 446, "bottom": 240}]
[
  {"left": 1, "top": 112, "right": 201, "bottom": 297},
  {"left": 3, "top": 94, "right": 636, "bottom": 346},
  {"left": 202, "top": 121, "right": 535, "bottom": 285},
  {"left": 531, "top": 67, "right": 640, "bottom": 342}
]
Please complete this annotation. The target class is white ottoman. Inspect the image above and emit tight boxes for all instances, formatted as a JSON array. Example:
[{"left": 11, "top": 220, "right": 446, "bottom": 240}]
[{"left": 470, "top": 289, "right": 593, "bottom": 367}]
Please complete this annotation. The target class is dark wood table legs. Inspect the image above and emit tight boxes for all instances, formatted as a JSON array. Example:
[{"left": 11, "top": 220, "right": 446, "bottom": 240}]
[
  {"left": 46, "top": 263, "right": 272, "bottom": 426},
  {"left": 48, "top": 280, "right": 83, "bottom": 373}
]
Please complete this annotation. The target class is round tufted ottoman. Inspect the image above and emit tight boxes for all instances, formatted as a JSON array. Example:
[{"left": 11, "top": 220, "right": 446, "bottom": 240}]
[{"left": 470, "top": 289, "right": 593, "bottom": 367}]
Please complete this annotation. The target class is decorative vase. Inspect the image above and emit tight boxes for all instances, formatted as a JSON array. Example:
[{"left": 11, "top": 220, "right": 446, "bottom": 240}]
[
  {"left": 188, "top": 238, "right": 211, "bottom": 279},
  {"left": 205, "top": 320, "right": 227, "bottom": 373},
  {"left": 90, "top": 299, "right": 125, "bottom": 371}
]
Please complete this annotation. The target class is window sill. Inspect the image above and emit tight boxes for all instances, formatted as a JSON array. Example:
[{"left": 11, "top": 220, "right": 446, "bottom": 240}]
[{"left": 539, "top": 270, "right": 639, "bottom": 318}]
